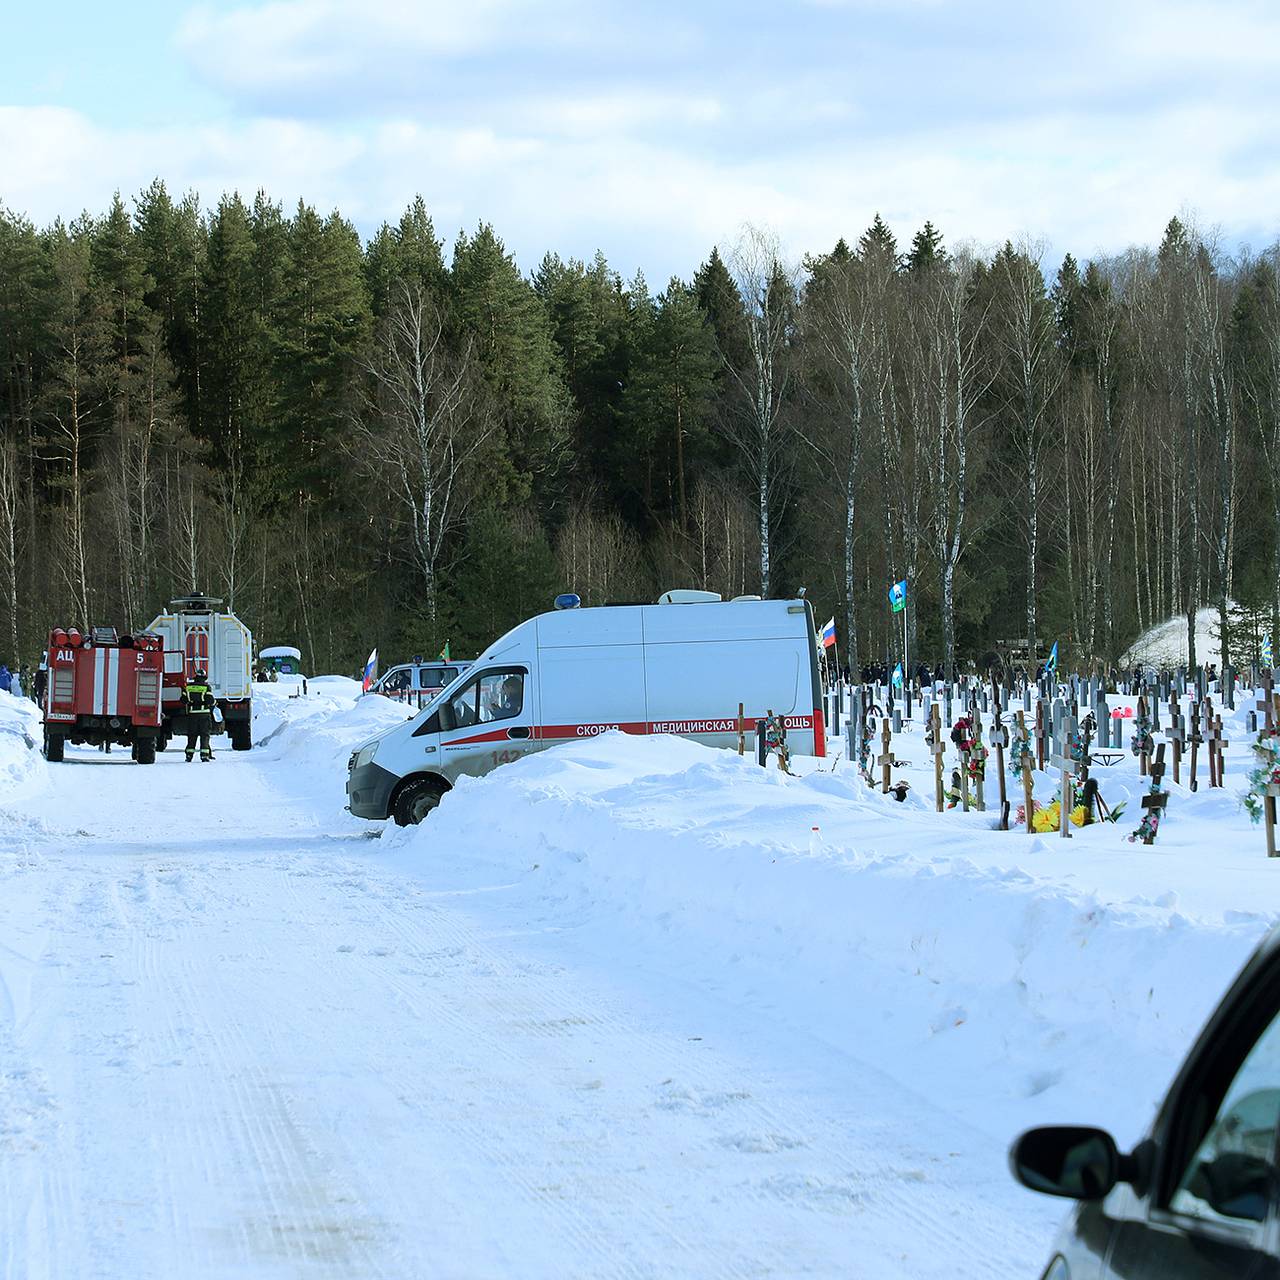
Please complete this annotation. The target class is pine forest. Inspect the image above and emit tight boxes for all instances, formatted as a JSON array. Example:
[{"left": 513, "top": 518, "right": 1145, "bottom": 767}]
[{"left": 1, "top": 184, "right": 1277, "bottom": 677}]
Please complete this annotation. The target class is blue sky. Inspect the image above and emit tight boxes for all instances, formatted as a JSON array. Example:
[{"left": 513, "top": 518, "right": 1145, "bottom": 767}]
[{"left": 4, "top": 0, "right": 1279, "bottom": 279}]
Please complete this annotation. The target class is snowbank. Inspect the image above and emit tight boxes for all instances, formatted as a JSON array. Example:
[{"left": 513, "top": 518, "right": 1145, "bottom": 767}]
[
  {"left": 366, "top": 730, "right": 1279, "bottom": 1146},
  {"left": 0, "top": 689, "right": 47, "bottom": 803},
  {"left": 250, "top": 678, "right": 408, "bottom": 814}
]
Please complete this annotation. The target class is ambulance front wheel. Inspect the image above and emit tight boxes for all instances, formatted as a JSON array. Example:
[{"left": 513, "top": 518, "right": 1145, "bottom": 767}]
[
  {"left": 393, "top": 778, "right": 445, "bottom": 826},
  {"left": 43, "top": 731, "right": 65, "bottom": 763}
]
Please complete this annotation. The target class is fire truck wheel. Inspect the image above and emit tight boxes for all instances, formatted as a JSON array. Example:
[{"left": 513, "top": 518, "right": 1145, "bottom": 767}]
[
  {"left": 136, "top": 740, "right": 157, "bottom": 765},
  {"left": 43, "top": 732, "right": 65, "bottom": 763},
  {"left": 393, "top": 778, "right": 445, "bottom": 826},
  {"left": 229, "top": 723, "right": 252, "bottom": 751}
]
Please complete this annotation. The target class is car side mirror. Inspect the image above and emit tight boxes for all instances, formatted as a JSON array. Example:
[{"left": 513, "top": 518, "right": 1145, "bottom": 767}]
[{"left": 1010, "top": 1126, "right": 1121, "bottom": 1201}]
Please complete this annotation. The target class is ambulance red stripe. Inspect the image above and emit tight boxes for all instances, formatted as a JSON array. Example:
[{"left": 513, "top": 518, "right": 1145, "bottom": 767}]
[{"left": 445, "top": 715, "right": 817, "bottom": 748}]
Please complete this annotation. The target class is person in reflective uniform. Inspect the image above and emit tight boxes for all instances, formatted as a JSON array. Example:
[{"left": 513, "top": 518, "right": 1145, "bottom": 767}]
[{"left": 181, "top": 668, "right": 216, "bottom": 762}]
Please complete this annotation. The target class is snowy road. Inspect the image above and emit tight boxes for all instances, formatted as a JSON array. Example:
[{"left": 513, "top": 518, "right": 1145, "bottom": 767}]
[{"left": 1, "top": 734, "right": 1053, "bottom": 1279}]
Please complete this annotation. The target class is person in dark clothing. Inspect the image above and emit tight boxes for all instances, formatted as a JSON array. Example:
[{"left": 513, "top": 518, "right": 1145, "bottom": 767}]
[
  {"left": 32, "top": 665, "right": 47, "bottom": 704},
  {"left": 181, "top": 668, "right": 217, "bottom": 762}
]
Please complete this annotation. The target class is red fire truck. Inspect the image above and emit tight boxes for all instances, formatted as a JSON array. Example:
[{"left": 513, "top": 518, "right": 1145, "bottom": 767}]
[{"left": 41, "top": 626, "right": 166, "bottom": 763}]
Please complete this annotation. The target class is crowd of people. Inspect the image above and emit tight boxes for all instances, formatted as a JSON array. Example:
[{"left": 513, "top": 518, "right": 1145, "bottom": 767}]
[{"left": 0, "top": 661, "right": 34, "bottom": 699}]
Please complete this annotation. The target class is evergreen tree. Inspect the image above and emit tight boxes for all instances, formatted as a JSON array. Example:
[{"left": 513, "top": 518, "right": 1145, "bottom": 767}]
[
  {"left": 905, "top": 221, "right": 947, "bottom": 275},
  {"left": 857, "top": 213, "right": 898, "bottom": 271},
  {"left": 442, "top": 504, "right": 559, "bottom": 652},
  {"left": 135, "top": 181, "right": 205, "bottom": 437},
  {"left": 622, "top": 276, "right": 717, "bottom": 529},
  {"left": 365, "top": 195, "right": 445, "bottom": 318},
  {"left": 276, "top": 203, "right": 371, "bottom": 495},
  {"left": 449, "top": 223, "right": 569, "bottom": 505},
  {"left": 694, "top": 246, "right": 750, "bottom": 372},
  {"left": 1051, "top": 253, "right": 1083, "bottom": 363}
]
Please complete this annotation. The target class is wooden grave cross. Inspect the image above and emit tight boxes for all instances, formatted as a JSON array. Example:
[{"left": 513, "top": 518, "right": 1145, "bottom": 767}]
[
  {"left": 1207, "top": 714, "right": 1229, "bottom": 789},
  {"left": 990, "top": 711, "right": 1011, "bottom": 831},
  {"left": 1202, "top": 698, "right": 1218, "bottom": 788},
  {"left": 878, "top": 718, "right": 894, "bottom": 795},
  {"left": 1016, "top": 711, "right": 1035, "bottom": 833},
  {"left": 1136, "top": 695, "right": 1150, "bottom": 777},
  {"left": 1049, "top": 719, "right": 1077, "bottom": 839},
  {"left": 1187, "top": 700, "right": 1201, "bottom": 793},
  {"left": 972, "top": 716, "right": 986, "bottom": 813},
  {"left": 1034, "top": 699, "right": 1047, "bottom": 772},
  {"left": 1167, "top": 693, "right": 1182, "bottom": 785},
  {"left": 1140, "top": 744, "right": 1170, "bottom": 846},
  {"left": 929, "top": 703, "right": 946, "bottom": 812}
]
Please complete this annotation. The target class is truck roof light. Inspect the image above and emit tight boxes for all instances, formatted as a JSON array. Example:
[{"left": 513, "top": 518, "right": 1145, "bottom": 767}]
[{"left": 554, "top": 593, "right": 581, "bottom": 610}]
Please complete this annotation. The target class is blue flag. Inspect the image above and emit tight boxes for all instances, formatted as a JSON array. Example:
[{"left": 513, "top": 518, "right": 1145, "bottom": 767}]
[
  {"left": 892, "top": 661, "right": 904, "bottom": 687},
  {"left": 888, "top": 580, "right": 907, "bottom": 614},
  {"left": 1264, "top": 634, "right": 1274, "bottom": 667},
  {"left": 1046, "top": 640, "right": 1058, "bottom": 673}
]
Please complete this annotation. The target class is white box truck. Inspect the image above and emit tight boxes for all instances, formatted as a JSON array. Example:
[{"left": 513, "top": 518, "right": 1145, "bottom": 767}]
[
  {"left": 346, "top": 591, "right": 825, "bottom": 825},
  {"left": 147, "top": 594, "right": 254, "bottom": 750}
]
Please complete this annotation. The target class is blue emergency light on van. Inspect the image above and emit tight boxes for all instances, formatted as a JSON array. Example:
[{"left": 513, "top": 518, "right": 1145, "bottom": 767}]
[{"left": 554, "top": 593, "right": 581, "bottom": 610}]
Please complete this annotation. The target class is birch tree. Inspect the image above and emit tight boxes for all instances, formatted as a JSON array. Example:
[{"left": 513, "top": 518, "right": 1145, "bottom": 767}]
[
  {"left": 350, "top": 280, "right": 495, "bottom": 623},
  {"left": 801, "top": 239, "right": 887, "bottom": 679},
  {"left": 721, "top": 227, "right": 795, "bottom": 597},
  {"left": 916, "top": 250, "right": 990, "bottom": 679},
  {"left": 989, "top": 242, "right": 1064, "bottom": 663}
]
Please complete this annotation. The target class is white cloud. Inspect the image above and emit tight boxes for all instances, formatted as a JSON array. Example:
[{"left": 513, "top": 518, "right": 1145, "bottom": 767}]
[{"left": 3, "top": 76, "right": 1279, "bottom": 282}]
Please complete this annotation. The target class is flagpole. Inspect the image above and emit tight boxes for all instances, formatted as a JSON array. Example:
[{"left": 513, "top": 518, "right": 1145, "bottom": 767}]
[{"left": 903, "top": 591, "right": 911, "bottom": 719}]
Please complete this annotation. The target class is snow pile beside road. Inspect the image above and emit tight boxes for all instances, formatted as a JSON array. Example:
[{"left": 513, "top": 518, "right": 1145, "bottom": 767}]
[
  {"left": 0, "top": 689, "right": 46, "bottom": 801},
  {"left": 251, "top": 677, "right": 407, "bottom": 813},
  {"left": 386, "top": 732, "right": 1278, "bottom": 1146}
]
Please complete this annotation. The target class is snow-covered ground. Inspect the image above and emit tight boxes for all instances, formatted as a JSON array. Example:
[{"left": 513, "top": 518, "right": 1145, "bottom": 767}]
[{"left": 2, "top": 677, "right": 1279, "bottom": 1278}]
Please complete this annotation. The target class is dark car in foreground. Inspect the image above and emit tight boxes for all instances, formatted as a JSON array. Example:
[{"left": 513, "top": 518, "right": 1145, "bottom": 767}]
[{"left": 1011, "top": 927, "right": 1280, "bottom": 1278}]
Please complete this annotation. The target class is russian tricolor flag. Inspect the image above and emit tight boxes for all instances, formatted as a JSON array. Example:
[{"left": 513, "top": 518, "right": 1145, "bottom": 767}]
[
  {"left": 361, "top": 647, "right": 378, "bottom": 693},
  {"left": 821, "top": 617, "right": 837, "bottom": 649}
]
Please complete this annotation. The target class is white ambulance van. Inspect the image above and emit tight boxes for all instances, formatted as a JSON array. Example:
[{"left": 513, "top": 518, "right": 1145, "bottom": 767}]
[{"left": 346, "top": 591, "right": 825, "bottom": 825}]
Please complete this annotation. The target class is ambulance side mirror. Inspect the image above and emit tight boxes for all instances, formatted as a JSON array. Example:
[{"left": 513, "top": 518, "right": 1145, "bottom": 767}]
[{"left": 413, "top": 710, "right": 444, "bottom": 738}]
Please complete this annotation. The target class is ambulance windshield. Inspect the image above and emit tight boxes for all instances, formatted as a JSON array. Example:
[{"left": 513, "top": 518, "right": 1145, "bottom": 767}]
[{"left": 411, "top": 665, "right": 473, "bottom": 721}]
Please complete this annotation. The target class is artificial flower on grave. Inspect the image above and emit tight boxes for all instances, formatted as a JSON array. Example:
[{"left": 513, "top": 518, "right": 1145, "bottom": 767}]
[
  {"left": 950, "top": 715, "right": 977, "bottom": 754},
  {"left": 858, "top": 719, "right": 874, "bottom": 782},
  {"left": 1242, "top": 727, "right": 1280, "bottom": 824},
  {"left": 1069, "top": 804, "right": 1088, "bottom": 827},
  {"left": 1068, "top": 727, "right": 1092, "bottom": 779},
  {"left": 966, "top": 740, "right": 989, "bottom": 782},
  {"left": 1015, "top": 798, "right": 1039, "bottom": 826},
  {"left": 1009, "top": 723, "right": 1033, "bottom": 779},
  {"left": 1032, "top": 799, "right": 1063, "bottom": 833},
  {"left": 764, "top": 712, "right": 793, "bottom": 774},
  {"left": 1128, "top": 776, "right": 1165, "bottom": 844},
  {"left": 1128, "top": 805, "right": 1162, "bottom": 844},
  {"left": 1130, "top": 714, "right": 1154, "bottom": 758}
]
